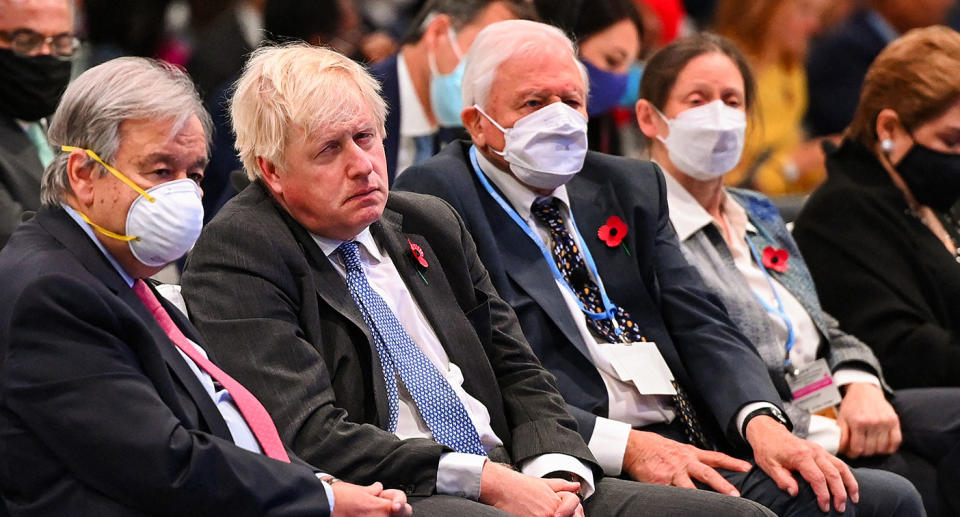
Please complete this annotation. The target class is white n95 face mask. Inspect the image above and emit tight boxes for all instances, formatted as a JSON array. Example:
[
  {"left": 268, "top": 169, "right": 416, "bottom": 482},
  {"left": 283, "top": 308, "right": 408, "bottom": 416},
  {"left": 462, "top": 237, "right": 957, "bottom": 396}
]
[
  {"left": 657, "top": 100, "right": 747, "bottom": 181},
  {"left": 476, "top": 102, "right": 588, "bottom": 191},
  {"left": 126, "top": 179, "right": 204, "bottom": 267}
]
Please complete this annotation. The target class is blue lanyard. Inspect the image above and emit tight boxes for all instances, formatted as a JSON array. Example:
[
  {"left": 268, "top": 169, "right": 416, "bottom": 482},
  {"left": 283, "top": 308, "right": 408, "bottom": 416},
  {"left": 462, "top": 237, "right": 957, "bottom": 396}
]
[
  {"left": 744, "top": 236, "right": 796, "bottom": 365},
  {"left": 468, "top": 146, "right": 620, "bottom": 323}
]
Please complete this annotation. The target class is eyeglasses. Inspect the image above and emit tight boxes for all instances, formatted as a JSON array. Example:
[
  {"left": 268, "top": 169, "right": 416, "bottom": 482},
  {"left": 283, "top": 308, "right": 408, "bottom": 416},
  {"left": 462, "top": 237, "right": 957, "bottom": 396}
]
[{"left": 0, "top": 29, "right": 80, "bottom": 59}]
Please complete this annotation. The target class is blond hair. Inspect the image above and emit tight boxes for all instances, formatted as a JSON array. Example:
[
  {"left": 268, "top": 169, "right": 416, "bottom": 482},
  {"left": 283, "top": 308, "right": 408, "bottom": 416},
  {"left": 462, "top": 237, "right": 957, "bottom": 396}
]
[
  {"left": 847, "top": 25, "right": 960, "bottom": 148},
  {"left": 230, "top": 43, "right": 388, "bottom": 180}
]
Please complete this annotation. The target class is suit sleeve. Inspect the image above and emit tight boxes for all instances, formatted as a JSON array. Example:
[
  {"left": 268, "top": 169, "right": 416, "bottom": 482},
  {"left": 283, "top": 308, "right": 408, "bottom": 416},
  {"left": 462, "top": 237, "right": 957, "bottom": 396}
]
[
  {"left": 3, "top": 274, "right": 331, "bottom": 516},
  {"left": 645, "top": 166, "right": 785, "bottom": 440},
  {"left": 181, "top": 210, "right": 451, "bottom": 496}
]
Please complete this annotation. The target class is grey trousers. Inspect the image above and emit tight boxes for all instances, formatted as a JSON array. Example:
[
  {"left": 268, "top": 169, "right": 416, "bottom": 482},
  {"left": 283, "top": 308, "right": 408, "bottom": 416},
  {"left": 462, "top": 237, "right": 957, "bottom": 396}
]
[{"left": 408, "top": 477, "right": 775, "bottom": 516}]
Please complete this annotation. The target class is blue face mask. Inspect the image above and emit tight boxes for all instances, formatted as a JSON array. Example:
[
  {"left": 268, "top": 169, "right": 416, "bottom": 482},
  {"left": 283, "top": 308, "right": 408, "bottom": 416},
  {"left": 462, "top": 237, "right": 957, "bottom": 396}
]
[
  {"left": 618, "top": 62, "right": 644, "bottom": 108},
  {"left": 428, "top": 28, "right": 466, "bottom": 127},
  {"left": 583, "top": 59, "right": 629, "bottom": 117}
]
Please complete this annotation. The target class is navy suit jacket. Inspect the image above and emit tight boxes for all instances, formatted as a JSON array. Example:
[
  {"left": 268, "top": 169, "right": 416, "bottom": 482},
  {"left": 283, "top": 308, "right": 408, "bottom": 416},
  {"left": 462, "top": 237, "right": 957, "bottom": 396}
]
[
  {"left": 394, "top": 141, "right": 785, "bottom": 446},
  {"left": 0, "top": 208, "right": 330, "bottom": 516}
]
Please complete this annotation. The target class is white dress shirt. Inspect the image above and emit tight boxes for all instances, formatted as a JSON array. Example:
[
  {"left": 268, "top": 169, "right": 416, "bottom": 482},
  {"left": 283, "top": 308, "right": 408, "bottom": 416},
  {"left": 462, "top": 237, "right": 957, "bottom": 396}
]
[
  {"left": 311, "top": 226, "right": 595, "bottom": 499},
  {"left": 663, "top": 174, "right": 881, "bottom": 453},
  {"left": 477, "top": 152, "right": 682, "bottom": 476},
  {"left": 395, "top": 54, "right": 438, "bottom": 176},
  {"left": 61, "top": 204, "right": 336, "bottom": 507}
]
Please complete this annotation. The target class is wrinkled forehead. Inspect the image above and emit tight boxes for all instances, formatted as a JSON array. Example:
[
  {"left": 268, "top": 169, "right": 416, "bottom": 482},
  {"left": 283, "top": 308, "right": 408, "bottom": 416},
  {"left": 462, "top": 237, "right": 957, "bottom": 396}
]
[
  {"left": 494, "top": 50, "right": 585, "bottom": 98},
  {"left": 0, "top": 0, "right": 74, "bottom": 33}
]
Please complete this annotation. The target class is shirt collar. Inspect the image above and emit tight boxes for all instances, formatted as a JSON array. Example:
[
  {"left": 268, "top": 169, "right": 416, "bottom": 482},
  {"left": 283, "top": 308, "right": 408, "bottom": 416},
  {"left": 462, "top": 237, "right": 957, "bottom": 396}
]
[
  {"left": 662, "top": 172, "right": 756, "bottom": 242},
  {"left": 475, "top": 149, "right": 572, "bottom": 219},
  {"left": 311, "top": 226, "right": 384, "bottom": 266},
  {"left": 397, "top": 53, "right": 436, "bottom": 137},
  {"left": 61, "top": 203, "right": 135, "bottom": 287}
]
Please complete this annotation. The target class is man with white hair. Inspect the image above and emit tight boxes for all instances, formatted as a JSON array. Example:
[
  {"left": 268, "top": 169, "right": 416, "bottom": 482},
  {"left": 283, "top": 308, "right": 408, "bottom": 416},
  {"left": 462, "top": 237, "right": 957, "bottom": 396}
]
[
  {"left": 182, "top": 43, "right": 775, "bottom": 516},
  {"left": 394, "top": 19, "right": 924, "bottom": 516},
  {"left": 0, "top": 56, "right": 412, "bottom": 516}
]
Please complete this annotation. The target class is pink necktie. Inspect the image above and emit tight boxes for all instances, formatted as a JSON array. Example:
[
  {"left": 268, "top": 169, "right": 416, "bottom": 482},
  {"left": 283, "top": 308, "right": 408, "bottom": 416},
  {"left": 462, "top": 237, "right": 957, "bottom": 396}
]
[{"left": 133, "top": 279, "right": 290, "bottom": 462}]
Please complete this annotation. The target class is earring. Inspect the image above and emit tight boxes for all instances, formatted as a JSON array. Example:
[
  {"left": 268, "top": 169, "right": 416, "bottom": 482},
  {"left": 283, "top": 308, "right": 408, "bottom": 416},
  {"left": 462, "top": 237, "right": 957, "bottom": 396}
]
[{"left": 881, "top": 139, "right": 894, "bottom": 153}]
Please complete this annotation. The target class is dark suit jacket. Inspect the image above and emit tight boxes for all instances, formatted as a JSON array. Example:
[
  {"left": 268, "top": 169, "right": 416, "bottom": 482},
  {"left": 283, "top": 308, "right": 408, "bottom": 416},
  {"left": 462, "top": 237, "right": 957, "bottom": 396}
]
[
  {"left": 393, "top": 141, "right": 785, "bottom": 447},
  {"left": 181, "top": 181, "right": 598, "bottom": 496},
  {"left": 0, "top": 115, "right": 44, "bottom": 249},
  {"left": 0, "top": 208, "right": 330, "bottom": 516},
  {"left": 794, "top": 141, "right": 960, "bottom": 389},
  {"left": 805, "top": 9, "right": 889, "bottom": 137}
]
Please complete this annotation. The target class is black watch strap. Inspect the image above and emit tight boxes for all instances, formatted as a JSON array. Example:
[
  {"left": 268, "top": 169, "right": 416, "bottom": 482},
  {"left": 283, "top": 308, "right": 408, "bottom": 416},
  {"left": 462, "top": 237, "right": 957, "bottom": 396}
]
[{"left": 741, "top": 405, "right": 789, "bottom": 438}]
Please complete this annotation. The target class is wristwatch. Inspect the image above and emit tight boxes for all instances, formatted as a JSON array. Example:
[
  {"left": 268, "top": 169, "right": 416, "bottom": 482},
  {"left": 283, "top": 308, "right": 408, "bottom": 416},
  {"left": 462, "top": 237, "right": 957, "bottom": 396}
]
[
  {"left": 740, "top": 405, "right": 790, "bottom": 438},
  {"left": 319, "top": 475, "right": 341, "bottom": 485}
]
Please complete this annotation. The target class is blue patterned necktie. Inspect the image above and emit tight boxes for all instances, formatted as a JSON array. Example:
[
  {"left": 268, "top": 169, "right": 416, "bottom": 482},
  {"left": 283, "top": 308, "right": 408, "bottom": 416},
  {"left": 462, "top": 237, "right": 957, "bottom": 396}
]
[
  {"left": 337, "top": 241, "right": 487, "bottom": 455},
  {"left": 531, "top": 197, "right": 712, "bottom": 449}
]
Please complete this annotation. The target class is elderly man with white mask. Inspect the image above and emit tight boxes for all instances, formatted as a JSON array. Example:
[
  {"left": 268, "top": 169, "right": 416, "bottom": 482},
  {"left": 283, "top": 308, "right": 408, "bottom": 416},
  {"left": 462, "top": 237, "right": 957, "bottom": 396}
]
[{"left": 394, "top": 19, "right": 924, "bottom": 517}]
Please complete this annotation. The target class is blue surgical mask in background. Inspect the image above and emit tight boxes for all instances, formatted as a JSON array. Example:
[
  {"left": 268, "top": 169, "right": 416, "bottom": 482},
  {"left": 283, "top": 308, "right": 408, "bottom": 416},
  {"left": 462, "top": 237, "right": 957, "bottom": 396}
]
[
  {"left": 619, "top": 61, "right": 644, "bottom": 108},
  {"left": 428, "top": 28, "right": 466, "bottom": 127}
]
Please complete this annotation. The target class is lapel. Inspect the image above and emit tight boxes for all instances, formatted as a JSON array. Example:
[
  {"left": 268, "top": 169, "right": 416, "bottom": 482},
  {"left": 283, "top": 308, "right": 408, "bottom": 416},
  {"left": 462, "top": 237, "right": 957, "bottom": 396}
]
[
  {"left": 36, "top": 209, "right": 232, "bottom": 439},
  {"left": 372, "top": 207, "right": 497, "bottom": 395},
  {"left": 475, "top": 174, "right": 593, "bottom": 360},
  {"left": 735, "top": 191, "right": 831, "bottom": 338},
  {"left": 274, "top": 204, "right": 394, "bottom": 427}
]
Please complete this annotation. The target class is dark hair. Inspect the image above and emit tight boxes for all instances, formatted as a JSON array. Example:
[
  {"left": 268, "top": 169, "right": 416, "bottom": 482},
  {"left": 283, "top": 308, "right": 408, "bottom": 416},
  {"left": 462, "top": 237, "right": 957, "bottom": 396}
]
[
  {"left": 536, "top": 0, "right": 644, "bottom": 46},
  {"left": 264, "top": 0, "right": 343, "bottom": 44},
  {"left": 639, "top": 32, "right": 756, "bottom": 114},
  {"left": 401, "top": 0, "right": 538, "bottom": 44}
]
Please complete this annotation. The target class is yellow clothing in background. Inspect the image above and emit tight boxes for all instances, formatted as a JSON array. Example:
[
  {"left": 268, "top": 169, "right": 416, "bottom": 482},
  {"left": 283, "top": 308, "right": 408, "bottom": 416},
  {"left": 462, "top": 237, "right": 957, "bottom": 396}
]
[{"left": 725, "top": 63, "right": 825, "bottom": 195}]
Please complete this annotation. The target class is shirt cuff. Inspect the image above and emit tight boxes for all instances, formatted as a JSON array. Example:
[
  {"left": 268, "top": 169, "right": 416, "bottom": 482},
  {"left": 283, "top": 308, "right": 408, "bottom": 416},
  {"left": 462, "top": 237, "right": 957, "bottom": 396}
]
[
  {"left": 437, "top": 452, "right": 487, "bottom": 500},
  {"left": 586, "top": 416, "right": 632, "bottom": 476},
  {"left": 314, "top": 473, "right": 336, "bottom": 513},
  {"left": 735, "top": 401, "right": 780, "bottom": 439},
  {"left": 520, "top": 453, "right": 596, "bottom": 500},
  {"left": 833, "top": 369, "right": 882, "bottom": 389}
]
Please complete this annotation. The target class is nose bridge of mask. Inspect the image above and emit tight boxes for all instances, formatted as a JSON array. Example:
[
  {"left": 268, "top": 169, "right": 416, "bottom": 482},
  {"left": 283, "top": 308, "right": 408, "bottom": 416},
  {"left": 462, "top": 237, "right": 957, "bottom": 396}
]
[{"left": 61, "top": 146, "right": 156, "bottom": 203}]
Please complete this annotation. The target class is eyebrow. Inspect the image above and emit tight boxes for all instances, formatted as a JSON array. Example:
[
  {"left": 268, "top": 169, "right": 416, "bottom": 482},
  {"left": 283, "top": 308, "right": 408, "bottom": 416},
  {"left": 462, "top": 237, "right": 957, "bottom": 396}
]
[{"left": 133, "top": 152, "right": 208, "bottom": 170}]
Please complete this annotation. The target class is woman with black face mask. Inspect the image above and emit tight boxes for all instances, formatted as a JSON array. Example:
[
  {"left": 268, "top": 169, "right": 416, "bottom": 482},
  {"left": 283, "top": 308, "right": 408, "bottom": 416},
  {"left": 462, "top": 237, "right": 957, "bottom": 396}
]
[{"left": 794, "top": 26, "right": 960, "bottom": 394}]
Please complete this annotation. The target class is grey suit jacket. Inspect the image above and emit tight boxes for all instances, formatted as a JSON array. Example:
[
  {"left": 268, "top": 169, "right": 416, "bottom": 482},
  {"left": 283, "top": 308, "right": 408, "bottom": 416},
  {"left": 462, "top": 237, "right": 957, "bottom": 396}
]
[
  {"left": 181, "top": 181, "right": 598, "bottom": 496},
  {"left": 676, "top": 188, "right": 890, "bottom": 436},
  {"left": 0, "top": 115, "right": 44, "bottom": 248}
]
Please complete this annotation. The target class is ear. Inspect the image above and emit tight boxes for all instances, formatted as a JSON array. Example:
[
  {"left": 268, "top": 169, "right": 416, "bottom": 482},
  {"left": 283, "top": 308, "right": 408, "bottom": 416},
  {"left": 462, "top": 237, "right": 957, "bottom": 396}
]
[
  {"left": 462, "top": 105, "right": 486, "bottom": 147},
  {"left": 257, "top": 156, "right": 284, "bottom": 198},
  {"left": 66, "top": 150, "right": 99, "bottom": 206},
  {"left": 635, "top": 99, "right": 666, "bottom": 139},
  {"left": 422, "top": 13, "right": 452, "bottom": 50},
  {"left": 875, "top": 108, "right": 904, "bottom": 144}
]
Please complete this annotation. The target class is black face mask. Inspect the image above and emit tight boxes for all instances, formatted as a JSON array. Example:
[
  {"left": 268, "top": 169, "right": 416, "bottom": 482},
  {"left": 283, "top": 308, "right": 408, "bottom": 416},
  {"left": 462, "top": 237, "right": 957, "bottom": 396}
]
[
  {"left": 0, "top": 48, "right": 72, "bottom": 121},
  {"left": 896, "top": 142, "right": 960, "bottom": 212}
]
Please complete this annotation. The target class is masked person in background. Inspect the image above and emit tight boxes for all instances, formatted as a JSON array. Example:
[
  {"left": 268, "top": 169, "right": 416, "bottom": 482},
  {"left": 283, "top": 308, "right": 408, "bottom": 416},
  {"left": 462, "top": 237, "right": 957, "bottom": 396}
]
[
  {"left": 0, "top": 56, "right": 412, "bottom": 517},
  {"left": 394, "top": 19, "right": 924, "bottom": 516},
  {"left": 536, "top": 0, "right": 645, "bottom": 155},
  {"left": 636, "top": 31, "right": 960, "bottom": 517},
  {"left": 0, "top": 0, "right": 75, "bottom": 248},
  {"left": 369, "top": 0, "right": 536, "bottom": 182}
]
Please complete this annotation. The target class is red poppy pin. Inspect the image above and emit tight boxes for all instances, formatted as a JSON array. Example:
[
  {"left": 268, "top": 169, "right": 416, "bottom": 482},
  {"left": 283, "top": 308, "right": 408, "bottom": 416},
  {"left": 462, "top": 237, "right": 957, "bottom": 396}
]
[
  {"left": 408, "top": 239, "right": 429, "bottom": 284},
  {"left": 761, "top": 246, "right": 789, "bottom": 273},
  {"left": 598, "top": 216, "right": 631, "bottom": 255}
]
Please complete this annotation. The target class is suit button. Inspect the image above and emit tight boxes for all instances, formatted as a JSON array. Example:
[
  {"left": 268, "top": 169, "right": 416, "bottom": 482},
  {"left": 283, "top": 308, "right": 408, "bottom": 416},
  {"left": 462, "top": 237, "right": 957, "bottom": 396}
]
[{"left": 404, "top": 485, "right": 415, "bottom": 495}]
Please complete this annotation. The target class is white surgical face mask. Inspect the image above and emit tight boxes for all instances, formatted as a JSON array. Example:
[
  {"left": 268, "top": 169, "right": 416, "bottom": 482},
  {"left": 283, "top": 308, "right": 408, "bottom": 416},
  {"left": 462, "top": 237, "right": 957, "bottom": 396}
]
[
  {"left": 126, "top": 179, "right": 204, "bottom": 267},
  {"left": 475, "top": 101, "right": 588, "bottom": 191},
  {"left": 656, "top": 100, "right": 746, "bottom": 181}
]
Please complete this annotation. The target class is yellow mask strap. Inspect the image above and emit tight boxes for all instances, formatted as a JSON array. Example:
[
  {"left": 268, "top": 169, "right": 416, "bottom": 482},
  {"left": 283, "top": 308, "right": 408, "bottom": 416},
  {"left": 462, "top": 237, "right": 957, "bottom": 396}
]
[
  {"left": 61, "top": 146, "right": 156, "bottom": 203},
  {"left": 76, "top": 210, "right": 139, "bottom": 242}
]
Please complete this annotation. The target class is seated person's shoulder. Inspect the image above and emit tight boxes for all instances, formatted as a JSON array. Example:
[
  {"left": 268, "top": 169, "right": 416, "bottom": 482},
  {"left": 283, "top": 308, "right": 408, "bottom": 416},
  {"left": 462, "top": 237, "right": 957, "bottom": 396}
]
[{"left": 580, "top": 151, "right": 664, "bottom": 189}]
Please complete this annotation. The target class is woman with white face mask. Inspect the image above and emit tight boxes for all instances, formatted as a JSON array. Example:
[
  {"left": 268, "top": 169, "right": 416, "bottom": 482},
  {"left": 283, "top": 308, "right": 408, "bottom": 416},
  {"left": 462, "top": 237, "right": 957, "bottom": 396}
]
[{"left": 635, "top": 32, "right": 960, "bottom": 517}]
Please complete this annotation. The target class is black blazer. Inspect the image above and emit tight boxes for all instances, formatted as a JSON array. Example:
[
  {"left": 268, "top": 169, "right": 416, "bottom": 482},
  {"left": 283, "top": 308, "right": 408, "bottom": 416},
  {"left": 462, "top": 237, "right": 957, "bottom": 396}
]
[
  {"left": 393, "top": 141, "right": 785, "bottom": 446},
  {"left": 794, "top": 141, "right": 960, "bottom": 389},
  {"left": 0, "top": 115, "right": 44, "bottom": 249},
  {"left": 0, "top": 208, "right": 330, "bottom": 516},
  {"left": 181, "top": 182, "right": 597, "bottom": 497}
]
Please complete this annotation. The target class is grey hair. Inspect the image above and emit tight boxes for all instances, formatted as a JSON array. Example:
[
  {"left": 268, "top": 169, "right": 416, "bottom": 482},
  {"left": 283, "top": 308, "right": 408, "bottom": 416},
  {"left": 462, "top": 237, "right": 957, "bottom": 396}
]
[
  {"left": 461, "top": 19, "right": 589, "bottom": 110},
  {"left": 41, "top": 57, "right": 212, "bottom": 206}
]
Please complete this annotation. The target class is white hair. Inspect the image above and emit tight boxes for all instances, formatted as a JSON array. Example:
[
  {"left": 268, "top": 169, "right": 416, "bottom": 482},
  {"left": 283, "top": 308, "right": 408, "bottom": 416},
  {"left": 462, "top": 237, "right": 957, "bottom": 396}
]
[
  {"left": 41, "top": 57, "right": 211, "bottom": 206},
  {"left": 461, "top": 19, "right": 589, "bottom": 110}
]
